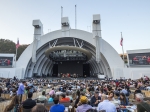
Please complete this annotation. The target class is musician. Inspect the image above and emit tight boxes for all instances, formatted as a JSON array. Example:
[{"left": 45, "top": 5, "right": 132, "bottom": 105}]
[
  {"left": 67, "top": 73, "right": 70, "bottom": 77},
  {"left": 58, "top": 73, "right": 60, "bottom": 77}
]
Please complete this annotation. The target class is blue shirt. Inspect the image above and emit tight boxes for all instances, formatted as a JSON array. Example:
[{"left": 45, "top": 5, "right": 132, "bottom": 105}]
[
  {"left": 48, "top": 97, "right": 53, "bottom": 102},
  {"left": 119, "top": 97, "right": 129, "bottom": 106},
  {"left": 50, "top": 104, "right": 65, "bottom": 112},
  {"left": 17, "top": 83, "right": 25, "bottom": 95},
  {"left": 120, "top": 89, "right": 127, "bottom": 95},
  {"left": 97, "top": 100, "right": 116, "bottom": 112}
]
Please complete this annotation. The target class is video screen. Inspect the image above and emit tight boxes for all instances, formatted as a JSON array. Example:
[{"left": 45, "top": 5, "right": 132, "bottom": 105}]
[
  {"left": 128, "top": 53, "right": 150, "bottom": 66},
  {"left": 0, "top": 57, "right": 13, "bottom": 67}
]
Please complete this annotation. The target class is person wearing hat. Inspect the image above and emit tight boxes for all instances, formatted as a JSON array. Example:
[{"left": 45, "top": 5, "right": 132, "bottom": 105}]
[
  {"left": 90, "top": 91, "right": 101, "bottom": 107},
  {"left": 76, "top": 96, "right": 92, "bottom": 112}
]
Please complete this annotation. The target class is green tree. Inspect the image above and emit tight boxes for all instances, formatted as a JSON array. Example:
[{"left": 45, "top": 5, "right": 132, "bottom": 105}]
[
  {"left": 0, "top": 39, "right": 16, "bottom": 54},
  {"left": 0, "top": 39, "right": 29, "bottom": 60},
  {"left": 17, "top": 44, "right": 29, "bottom": 60}
]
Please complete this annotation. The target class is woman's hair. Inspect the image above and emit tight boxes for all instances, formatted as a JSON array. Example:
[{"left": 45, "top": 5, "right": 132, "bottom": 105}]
[
  {"left": 120, "top": 93, "right": 127, "bottom": 104},
  {"left": 31, "top": 104, "right": 47, "bottom": 112},
  {"left": 100, "top": 88, "right": 104, "bottom": 93},
  {"left": 108, "top": 91, "right": 114, "bottom": 97}
]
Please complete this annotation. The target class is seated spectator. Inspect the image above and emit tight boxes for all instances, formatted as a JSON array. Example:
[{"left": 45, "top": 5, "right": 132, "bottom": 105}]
[
  {"left": 48, "top": 94, "right": 55, "bottom": 102},
  {"left": 126, "top": 87, "right": 131, "bottom": 97},
  {"left": 23, "top": 92, "right": 36, "bottom": 109},
  {"left": 66, "top": 92, "right": 73, "bottom": 101},
  {"left": 76, "top": 96, "right": 92, "bottom": 112},
  {"left": 136, "top": 93, "right": 150, "bottom": 112},
  {"left": 50, "top": 97, "right": 65, "bottom": 112},
  {"left": 59, "top": 93, "right": 70, "bottom": 102},
  {"left": 49, "top": 88, "right": 55, "bottom": 96},
  {"left": 120, "top": 86, "right": 127, "bottom": 95},
  {"left": 134, "top": 88, "right": 142, "bottom": 98},
  {"left": 55, "top": 88, "right": 63, "bottom": 95},
  {"left": 47, "top": 84, "right": 51, "bottom": 88},
  {"left": 108, "top": 91, "right": 115, "bottom": 101},
  {"left": 38, "top": 91, "right": 47, "bottom": 101},
  {"left": 97, "top": 94, "right": 116, "bottom": 112},
  {"left": 90, "top": 91, "right": 101, "bottom": 107},
  {"left": 32, "top": 104, "right": 48, "bottom": 112},
  {"left": 119, "top": 93, "right": 129, "bottom": 112}
]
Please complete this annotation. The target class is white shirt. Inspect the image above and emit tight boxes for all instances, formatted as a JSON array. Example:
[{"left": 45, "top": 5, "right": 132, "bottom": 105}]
[
  {"left": 97, "top": 100, "right": 116, "bottom": 112},
  {"left": 38, "top": 95, "right": 47, "bottom": 101},
  {"left": 55, "top": 91, "right": 63, "bottom": 95}
]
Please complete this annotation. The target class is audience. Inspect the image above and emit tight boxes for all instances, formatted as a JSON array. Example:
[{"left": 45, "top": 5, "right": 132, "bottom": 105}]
[
  {"left": 23, "top": 92, "right": 36, "bottom": 109},
  {"left": 119, "top": 93, "right": 129, "bottom": 112},
  {"left": 135, "top": 93, "right": 150, "bottom": 112},
  {"left": 50, "top": 97, "right": 65, "bottom": 112},
  {"left": 59, "top": 93, "right": 70, "bottom": 102},
  {"left": 97, "top": 94, "right": 116, "bottom": 112},
  {"left": 55, "top": 88, "right": 63, "bottom": 95},
  {"left": 32, "top": 104, "right": 48, "bottom": 112},
  {"left": 76, "top": 96, "right": 92, "bottom": 112},
  {"left": 108, "top": 91, "right": 115, "bottom": 101},
  {"left": 48, "top": 94, "right": 55, "bottom": 102},
  {"left": 90, "top": 91, "right": 101, "bottom": 107},
  {"left": 38, "top": 91, "right": 47, "bottom": 102},
  {"left": 1, "top": 75, "right": 150, "bottom": 112},
  {"left": 49, "top": 88, "right": 55, "bottom": 96}
]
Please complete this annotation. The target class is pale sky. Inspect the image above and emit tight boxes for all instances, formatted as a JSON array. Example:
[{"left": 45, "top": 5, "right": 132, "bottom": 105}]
[{"left": 0, "top": 0, "right": 150, "bottom": 53}]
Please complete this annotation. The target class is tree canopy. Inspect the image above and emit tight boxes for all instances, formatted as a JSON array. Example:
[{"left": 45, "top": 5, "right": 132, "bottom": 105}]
[{"left": 0, "top": 39, "right": 29, "bottom": 60}]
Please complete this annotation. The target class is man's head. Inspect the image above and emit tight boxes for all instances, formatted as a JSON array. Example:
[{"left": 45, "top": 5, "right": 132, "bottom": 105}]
[
  {"left": 28, "top": 92, "right": 33, "bottom": 99},
  {"left": 101, "top": 94, "right": 108, "bottom": 101},
  {"left": 53, "top": 96, "right": 59, "bottom": 104},
  {"left": 22, "top": 81, "right": 26, "bottom": 85},
  {"left": 80, "top": 96, "right": 88, "bottom": 104},
  {"left": 94, "top": 91, "right": 99, "bottom": 98},
  {"left": 135, "top": 93, "right": 144, "bottom": 102},
  {"left": 61, "top": 93, "right": 66, "bottom": 98}
]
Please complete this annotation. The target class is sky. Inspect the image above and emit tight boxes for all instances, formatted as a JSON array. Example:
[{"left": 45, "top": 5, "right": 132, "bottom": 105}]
[{"left": 0, "top": 0, "right": 150, "bottom": 53}]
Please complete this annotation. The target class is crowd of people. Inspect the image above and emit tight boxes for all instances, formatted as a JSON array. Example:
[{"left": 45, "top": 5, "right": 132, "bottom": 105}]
[{"left": 0, "top": 76, "right": 150, "bottom": 112}]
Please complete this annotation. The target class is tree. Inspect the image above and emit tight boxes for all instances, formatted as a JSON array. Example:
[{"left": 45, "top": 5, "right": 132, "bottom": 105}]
[
  {"left": 0, "top": 39, "right": 29, "bottom": 60},
  {"left": 0, "top": 39, "right": 16, "bottom": 54},
  {"left": 17, "top": 44, "right": 29, "bottom": 60}
]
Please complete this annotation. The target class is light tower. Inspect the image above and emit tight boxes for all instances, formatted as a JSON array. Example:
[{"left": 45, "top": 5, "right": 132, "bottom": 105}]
[{"left": 92, "top": 14, "right": 102, "bottom": 63}]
